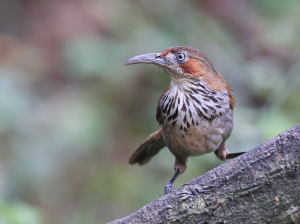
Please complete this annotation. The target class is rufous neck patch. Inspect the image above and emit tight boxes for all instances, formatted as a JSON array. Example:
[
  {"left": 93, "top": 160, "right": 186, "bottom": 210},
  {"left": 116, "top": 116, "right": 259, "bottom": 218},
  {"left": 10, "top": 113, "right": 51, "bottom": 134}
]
[
  {"left": 179, "top": 59, "right": 204, "bottom": 78},
  {"left": 179, "top": 59, "right": 235, "bottom": 110}
]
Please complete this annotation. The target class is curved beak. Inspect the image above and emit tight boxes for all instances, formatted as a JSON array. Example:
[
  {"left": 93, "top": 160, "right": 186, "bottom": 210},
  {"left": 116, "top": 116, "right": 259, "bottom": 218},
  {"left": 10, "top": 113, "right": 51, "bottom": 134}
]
[{"left": 125, "top": 53, "right": 169, "bottom": 67}]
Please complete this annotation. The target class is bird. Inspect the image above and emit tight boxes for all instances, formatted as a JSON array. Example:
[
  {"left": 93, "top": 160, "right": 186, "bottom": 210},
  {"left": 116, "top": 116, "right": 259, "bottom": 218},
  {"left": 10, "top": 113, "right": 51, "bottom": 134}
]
[{"left": 125, "top": 46, "right": 245, "bottom": 194}]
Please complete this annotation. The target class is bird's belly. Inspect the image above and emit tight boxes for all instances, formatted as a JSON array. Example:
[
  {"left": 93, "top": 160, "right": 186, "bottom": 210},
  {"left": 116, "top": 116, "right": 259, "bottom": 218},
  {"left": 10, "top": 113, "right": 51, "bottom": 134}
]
[{"left": 162, "top": 109, "right": 234, "bottom": 158}]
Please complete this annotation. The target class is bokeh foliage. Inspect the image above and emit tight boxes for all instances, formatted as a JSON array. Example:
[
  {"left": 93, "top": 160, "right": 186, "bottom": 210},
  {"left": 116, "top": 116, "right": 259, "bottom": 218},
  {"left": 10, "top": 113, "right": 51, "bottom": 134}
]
[{"left": 0, "top": 0, "right": 299, "bottom": 223}]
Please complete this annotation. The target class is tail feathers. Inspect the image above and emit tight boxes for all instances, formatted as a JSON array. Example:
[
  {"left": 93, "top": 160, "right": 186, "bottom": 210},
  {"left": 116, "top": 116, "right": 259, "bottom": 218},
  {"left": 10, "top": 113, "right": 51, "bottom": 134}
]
[{"left": 129, "top": 129, "right": 165, "bottom": 165}]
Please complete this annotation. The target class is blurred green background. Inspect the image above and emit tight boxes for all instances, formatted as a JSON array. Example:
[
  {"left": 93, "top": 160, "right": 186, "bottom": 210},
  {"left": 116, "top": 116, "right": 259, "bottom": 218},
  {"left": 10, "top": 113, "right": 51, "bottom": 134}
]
[{"left": 0, "top": 0, "right": 299, "bottom": 223}]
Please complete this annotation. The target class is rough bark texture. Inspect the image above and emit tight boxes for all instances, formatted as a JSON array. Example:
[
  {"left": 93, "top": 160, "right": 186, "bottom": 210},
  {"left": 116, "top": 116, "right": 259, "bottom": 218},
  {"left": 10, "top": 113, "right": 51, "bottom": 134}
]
[{"left": 109, "top": 124, "right": 300, "bottom": 224}]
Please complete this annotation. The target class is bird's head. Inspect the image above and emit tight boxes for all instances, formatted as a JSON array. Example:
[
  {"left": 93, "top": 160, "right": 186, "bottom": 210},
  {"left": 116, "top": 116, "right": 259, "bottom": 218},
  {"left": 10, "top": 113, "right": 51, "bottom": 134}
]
[
  {"left": 125, "top": 46, "right": 234, "bottom": 108},
  {"left": 125, "top": 46, "right": 232, "bottom": 92},
  {"left": 125, "top": 46, "right": 218, "bottom": 80}
]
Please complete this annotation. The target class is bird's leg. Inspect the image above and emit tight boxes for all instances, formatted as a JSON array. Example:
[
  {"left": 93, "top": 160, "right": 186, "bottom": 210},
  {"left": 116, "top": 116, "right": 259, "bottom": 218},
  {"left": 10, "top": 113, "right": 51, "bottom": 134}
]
[
  {"left": 165, "top": 157, "right": 187, "bottom": 195},
  {"left": 165, "top": 168, "right": 181, "bottom": 195},
  {"left": 226, "top": 151, "right": 246, "bottom": 159},
  {"left": 215, "top": 142, "right": 246, "bottom": 160}
]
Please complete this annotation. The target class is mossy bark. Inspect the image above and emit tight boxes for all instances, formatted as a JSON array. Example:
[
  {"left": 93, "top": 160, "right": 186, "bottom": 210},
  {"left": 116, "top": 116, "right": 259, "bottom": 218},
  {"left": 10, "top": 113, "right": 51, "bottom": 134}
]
[{"left": 109, "top": 124, "right": 300, "bottom": 224}]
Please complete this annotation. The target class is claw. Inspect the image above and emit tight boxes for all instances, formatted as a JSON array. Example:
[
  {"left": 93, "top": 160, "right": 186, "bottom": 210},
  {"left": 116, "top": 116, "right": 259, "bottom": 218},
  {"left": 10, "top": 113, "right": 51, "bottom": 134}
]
[{"left": 165, "top": 182, "right": 174, "bottom": 195}]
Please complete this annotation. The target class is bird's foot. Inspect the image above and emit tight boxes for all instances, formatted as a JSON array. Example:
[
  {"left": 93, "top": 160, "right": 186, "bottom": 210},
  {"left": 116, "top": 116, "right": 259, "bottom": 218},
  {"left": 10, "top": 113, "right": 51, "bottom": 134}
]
[{"left": 165, "top": 182, "right": 174, "bottom": 195}]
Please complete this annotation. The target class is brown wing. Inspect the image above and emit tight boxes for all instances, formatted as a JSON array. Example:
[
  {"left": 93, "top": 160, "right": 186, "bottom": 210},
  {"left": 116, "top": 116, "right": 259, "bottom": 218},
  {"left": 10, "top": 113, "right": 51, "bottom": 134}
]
[
  {"left": 156, "top": 106, "right": 163, "bottom": 125},
  {"left": 156, "top": 86, "right": 170, "bottom": 125},
  {"left": 129, "top": 129, "right": 165, "bottom": 165}
]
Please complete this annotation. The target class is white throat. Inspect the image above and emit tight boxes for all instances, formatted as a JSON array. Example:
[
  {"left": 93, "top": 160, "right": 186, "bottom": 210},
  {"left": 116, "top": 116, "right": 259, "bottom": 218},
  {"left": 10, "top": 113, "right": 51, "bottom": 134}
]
[{"left": 159, "top": 77, "right": 230, "bottom": 122}]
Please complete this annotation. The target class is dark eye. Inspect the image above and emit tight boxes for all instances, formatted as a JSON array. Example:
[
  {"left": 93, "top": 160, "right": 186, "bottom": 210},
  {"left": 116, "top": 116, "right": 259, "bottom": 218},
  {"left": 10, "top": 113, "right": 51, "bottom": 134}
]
[{"left": 176, "top": 53, "right": 185, "bottom": 61}]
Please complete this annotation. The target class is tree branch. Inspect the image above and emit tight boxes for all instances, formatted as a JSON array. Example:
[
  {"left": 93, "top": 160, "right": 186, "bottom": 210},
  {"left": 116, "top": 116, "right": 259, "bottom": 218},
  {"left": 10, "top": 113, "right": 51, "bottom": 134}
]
[{"left": 109, "top": 124, "right": 300, "bottom": 224}]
